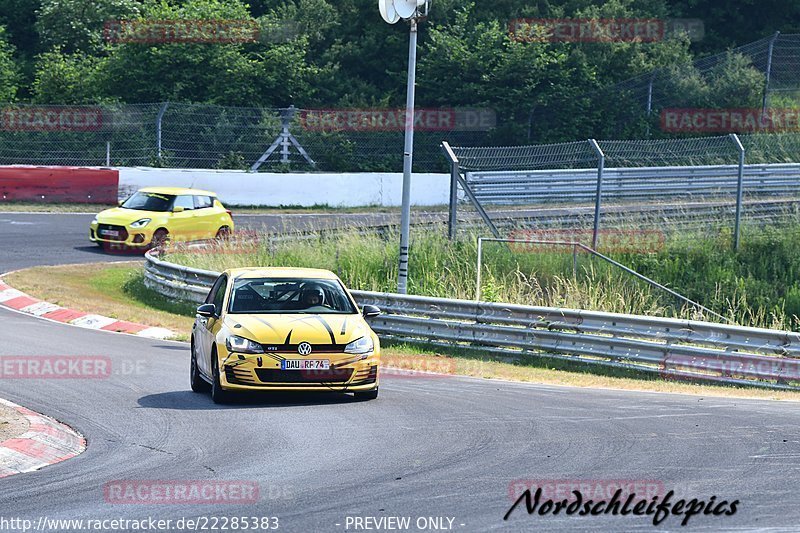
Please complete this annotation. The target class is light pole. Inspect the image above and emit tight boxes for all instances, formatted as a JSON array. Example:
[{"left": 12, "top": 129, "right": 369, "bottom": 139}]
[{"left": 378, "top": 0, "right": 430, "bottom": 294}]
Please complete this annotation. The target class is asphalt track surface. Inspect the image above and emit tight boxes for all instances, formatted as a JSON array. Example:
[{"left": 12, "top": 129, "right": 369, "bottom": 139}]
[{"left": 2, "top": 213, "right": 800, "bottom": 531}]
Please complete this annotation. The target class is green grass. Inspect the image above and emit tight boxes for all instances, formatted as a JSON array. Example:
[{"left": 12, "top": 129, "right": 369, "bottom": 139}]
[{"left": 164, "top": 219, "right": 800, "bottom": 331}]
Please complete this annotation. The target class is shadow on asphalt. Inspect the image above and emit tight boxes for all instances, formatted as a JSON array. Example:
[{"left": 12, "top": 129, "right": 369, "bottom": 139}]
[
  {"left": 73, "top": 245, "right": 146, "bottom": 257},
  {"left": 137, "top": 390, "right": 363, "bottom": 410}
]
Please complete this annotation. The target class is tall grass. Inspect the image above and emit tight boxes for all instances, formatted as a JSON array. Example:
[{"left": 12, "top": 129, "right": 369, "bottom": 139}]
[{"left": 165, "top": 221, "right": 800, "bottom": 331}]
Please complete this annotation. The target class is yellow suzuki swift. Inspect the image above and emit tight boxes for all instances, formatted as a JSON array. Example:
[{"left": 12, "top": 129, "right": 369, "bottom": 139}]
[
  {"left": 90, "top": 187, "right": 234, "bottom": 250},
  {"left": 190, "top": 267, "right": 382, "bottom": 403}
]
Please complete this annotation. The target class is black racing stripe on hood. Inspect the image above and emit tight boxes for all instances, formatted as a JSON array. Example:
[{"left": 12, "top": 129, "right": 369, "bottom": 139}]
[
  {"left": 312, "top": 315, "right": 336, "bottom": 344},
  {"left": 284, "top": 330, "right": 293, "bottom": 345},
  {"left": 340, "top": 317, "right": 347, "bottom": 336}
]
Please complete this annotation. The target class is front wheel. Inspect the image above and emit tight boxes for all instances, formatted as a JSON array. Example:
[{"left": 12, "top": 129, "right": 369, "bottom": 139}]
[
  {"left": 354, "top": 388, "right": 378, "bottom": 401},
  {"left": 211, "top": 350, "right": 231, "bottom": 404},
  {"left": 190, "top": 337, "right": 210, "bottom": 393},
  {"left": 150, "top": 229, "right": 169, "bottom": 250},
  {"left": 215, "top": 226, "right": 232, "bottom": 240}
]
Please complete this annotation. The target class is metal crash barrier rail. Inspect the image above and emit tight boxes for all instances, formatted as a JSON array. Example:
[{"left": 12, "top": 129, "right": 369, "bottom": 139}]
[{"left": 144, "top": 250, "right": 800, "bottom": 390}]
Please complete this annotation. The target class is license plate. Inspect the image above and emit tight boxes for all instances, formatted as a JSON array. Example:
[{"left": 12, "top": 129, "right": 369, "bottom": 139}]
[
  {"left": 281, "top": 359, "right": 330, "bottom": 370},
  {"left": 99, "top": 229, "right": 119, "bottom": 237}
]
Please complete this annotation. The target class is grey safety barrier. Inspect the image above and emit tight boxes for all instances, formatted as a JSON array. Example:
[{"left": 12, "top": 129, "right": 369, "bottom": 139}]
[{"left": 144, "top": 250, "right": 800, "bottom": 390}]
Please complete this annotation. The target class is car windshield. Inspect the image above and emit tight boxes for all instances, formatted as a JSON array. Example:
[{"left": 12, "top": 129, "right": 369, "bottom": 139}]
[
  {"left": 121, "top": 192, "right": 175, "bottom": 212},
  {"left": 228, "top": 277, "right": 357, "bottom": 315}
]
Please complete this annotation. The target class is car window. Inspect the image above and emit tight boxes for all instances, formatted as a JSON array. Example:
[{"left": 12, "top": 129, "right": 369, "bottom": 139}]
[
  {"left": 173, "top": 195, "right": 194, "bottom": 210},
  {"left": 120, "top": 192, "right": 175, "bottom": 212},
  {"left": 205, "top": 275, "right": 225, "bottom": 304},
  {"left": 212, "top": 277, "right": 227, "bottom": 313},
  {"left": 228, "top": 278, "right": 356, "bottom": 314},
  {"left": 194, "top": 195, "right": 213, "bottom": 209}
]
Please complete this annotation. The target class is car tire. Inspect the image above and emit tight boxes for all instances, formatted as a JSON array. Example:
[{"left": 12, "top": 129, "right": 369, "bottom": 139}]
[
  {"left": 190, "top": 337, "right": 210, "bottom": 393},
  {"left": 211, "top": 348, "right": 231, "bottom": 404},
  {"left": 215, "top": 226, "right": 232, "bottom": 240},
  {"left": 354, "top": 388, "right": 379, "bottom": 401},
  {"left": 150, "top": 229, "right": 169, "bottom": 250}
]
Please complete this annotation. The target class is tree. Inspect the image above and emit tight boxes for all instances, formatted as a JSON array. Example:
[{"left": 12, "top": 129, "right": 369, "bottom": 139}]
[
  {"left": 35, "top": 0, "right": 141, "bottom": 54},
  {"left": 0, "top": 26, "right": 19, "bottom": 101}
]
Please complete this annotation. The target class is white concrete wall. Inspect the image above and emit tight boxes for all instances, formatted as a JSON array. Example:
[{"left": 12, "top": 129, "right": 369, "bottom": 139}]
[{"left": 117, "top": 167, "right": 450, "bottom": 207}]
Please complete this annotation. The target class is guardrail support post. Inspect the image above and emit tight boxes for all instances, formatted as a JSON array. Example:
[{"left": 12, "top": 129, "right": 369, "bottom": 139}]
[
  {"left": 730, "top": 134, "right": 746, "bottom": 251},
  {"left": 588, "top": 139, "right": 605, "bottom": 250}
]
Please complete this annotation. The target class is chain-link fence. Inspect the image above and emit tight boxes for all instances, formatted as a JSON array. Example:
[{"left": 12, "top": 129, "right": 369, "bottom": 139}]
[
  {"left": 443, "top": 133, "right": 800, "bottom": 248},
  {"left": 0, "top": 102, "right": 491, "bottom": 172},
  {"left": 529, "top": 33, "right": 800, "bottom": 142}
]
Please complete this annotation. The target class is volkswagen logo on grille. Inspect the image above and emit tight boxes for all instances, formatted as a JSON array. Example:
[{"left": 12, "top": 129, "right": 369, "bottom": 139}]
[{"left": 297, "top": 342, "right": 313, "bottom": 356}]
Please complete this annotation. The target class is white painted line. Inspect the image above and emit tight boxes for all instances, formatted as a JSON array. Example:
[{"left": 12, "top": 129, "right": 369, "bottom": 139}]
[{"left": 137, "top": 327, "right": 176, "bottom": 340}]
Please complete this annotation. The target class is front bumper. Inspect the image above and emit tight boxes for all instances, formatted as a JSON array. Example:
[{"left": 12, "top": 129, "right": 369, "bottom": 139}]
[
  {"left": 89, "top": 221, "right": 152, "bottom": 248},
  {"left": 219, "top": 352, "right": 380, "bottom": 392}
]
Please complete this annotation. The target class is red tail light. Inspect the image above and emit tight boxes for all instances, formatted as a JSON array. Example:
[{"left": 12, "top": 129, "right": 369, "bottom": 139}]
[{"left": 226, "top": 210, "right": 233, "bottom": 219}]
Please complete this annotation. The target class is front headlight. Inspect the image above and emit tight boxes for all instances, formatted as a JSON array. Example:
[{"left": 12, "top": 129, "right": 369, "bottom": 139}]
[
  {"left": 130, "top": 218, "right": 151, "bottom": 228},
  {"left": 344, "top": 336, "right": 374, "bottom": 355},
  {"left": 225, "top": 335, "right": 264, "bottom": 354}
]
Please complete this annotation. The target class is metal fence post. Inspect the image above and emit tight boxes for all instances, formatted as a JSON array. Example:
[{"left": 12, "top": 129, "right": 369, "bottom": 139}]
[
  {"left": 106, "top": 141, "right": 111, "bottom": 166},
  {"left": 156, "top": 102, "right": 169, "bottom": 160},
  {"left": 762, "top": 32, "right": 780, "bottom": 114},
  {"left": 440, "top": 141, "right": 460, "bottom": 239},
  {"left": 730, "top": 133, "right": 746, "bottom": 251},
  {"left": 588, "top": 139, "right": 605, "bottom": 250},
  {"left": 475, "top": 237, "right": 483, "bottom": 301}
]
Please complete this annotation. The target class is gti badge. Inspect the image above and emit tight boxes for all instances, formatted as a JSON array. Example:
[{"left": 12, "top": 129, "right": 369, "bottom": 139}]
[{"left": 297, "top": 342, "right": 313, "bottom": 356}]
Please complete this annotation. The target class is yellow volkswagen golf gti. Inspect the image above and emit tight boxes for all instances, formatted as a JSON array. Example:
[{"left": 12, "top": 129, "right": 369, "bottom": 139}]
[
  {"left": 90, "top": 187, "right": 234, "bottom": 250},
  {"left": 190, "top": 267, "right": 382, "bottom": 403}
]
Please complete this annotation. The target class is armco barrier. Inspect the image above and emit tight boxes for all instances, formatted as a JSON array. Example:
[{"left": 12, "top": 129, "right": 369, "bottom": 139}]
[
  {"left": 466, "top": 164, "right": 800, "bottom": 205},
  {"left": 143, "top": 250, "right": 800, "bottom": 390},
  {"left": 0, "top": 166, "right": 119, "bottom": 203}
]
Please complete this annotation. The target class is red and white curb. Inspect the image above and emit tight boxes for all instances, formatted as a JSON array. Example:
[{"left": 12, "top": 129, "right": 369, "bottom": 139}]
[
  {"left": 0, "top": 279, "right": 175, "bottom": 340},
  {"left": 0, "top": 398, "right": 85, "bottom": 478}
]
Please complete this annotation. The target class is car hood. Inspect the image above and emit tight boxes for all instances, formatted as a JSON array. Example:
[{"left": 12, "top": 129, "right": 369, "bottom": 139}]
[
  {"left": 223, "top": 313, "right": 370, "bottom": 347},
  {"left": 96, "top": 207, "right": 166, "bottom": 225}
]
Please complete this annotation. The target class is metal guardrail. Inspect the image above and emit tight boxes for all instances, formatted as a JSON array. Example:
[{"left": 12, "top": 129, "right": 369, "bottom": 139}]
[
  {"left": 466, "top": 164, "right": 800, "bottom": 205},
  {"left": 143, "top": 250, "right": 800, "bottom": 390}
]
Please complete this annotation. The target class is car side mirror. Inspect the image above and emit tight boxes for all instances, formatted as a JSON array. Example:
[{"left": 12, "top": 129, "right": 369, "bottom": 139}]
[
  {"left": 197, "top": 303, "right": 216, "bottom": 318},
  {"left": 362, "top": 305, "right": 381, "bottom": 318},
  {"left": 173, "top": 206, "right": 185, "bottom": 213}
]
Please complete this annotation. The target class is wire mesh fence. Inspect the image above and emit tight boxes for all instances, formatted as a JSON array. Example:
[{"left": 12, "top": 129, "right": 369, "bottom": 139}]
[
  {"left": 528, "top": 33, "right": 800, "bottom": 142},
  {"left": 0, "top": 102, "right": 491, "bottom": 172},
  {"left": 444, "top": 133, "right": 800, "bottom": 248}
]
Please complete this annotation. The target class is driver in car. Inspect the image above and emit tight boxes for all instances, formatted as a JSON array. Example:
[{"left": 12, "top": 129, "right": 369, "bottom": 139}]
[{"left": 301, "top": 287, "right": 325, "bottom": 309}]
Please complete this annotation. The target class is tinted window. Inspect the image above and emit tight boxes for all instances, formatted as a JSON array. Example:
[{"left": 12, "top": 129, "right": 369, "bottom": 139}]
[
  {"left": 173, "top": 195, "right": 194, "bottom": 210},
  {"left": 205, "top": 275, "right": 225, "bottom": 304},
  {"left": 194, "top": 195, "right": 214, "bottom": 209},
  {"left": 121, "top": 192, "right": 175, "bottom": 212},
  {"left": 228, "top": 278, "right": 356, "bottom": 314},
  {"left": 212, "top": 277, "right": 227, "bottom": 312}
]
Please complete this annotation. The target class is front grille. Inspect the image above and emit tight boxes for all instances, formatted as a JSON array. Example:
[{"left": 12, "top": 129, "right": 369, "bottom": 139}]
[
  {"left": 255, "top": 368, "right": 354, "bottom": 384},
  {"left": 97, "top": 224, "right": 128, "bottom": 242}
]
